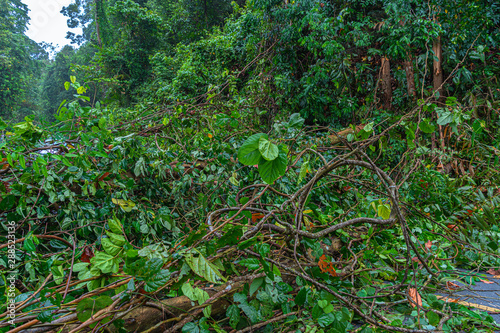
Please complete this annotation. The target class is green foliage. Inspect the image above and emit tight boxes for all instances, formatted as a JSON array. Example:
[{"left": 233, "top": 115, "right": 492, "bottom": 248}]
[
  {"left": 1, "top": 0, "right": 500, "bottom": 332},
  {"left": 0, "top": 0, "right": 47, "bottom": 120},
  {"left": 76, "top": 296, "right": 113, "bottom": 324},
  {"left": 184, "top": 249, "right": 227, "bottom": 283},
  {"left": 1, "top": 72, "right": 500, "bottom": 332},
  {"left": 238, "top": 132, "right": 290, "bottom": 184}
]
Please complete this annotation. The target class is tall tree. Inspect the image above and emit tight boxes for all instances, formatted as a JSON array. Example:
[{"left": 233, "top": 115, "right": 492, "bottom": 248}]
[
  {"left": 41, "top": 46, "right": 77, "bottom": 117},
  {"left": 432, "top": 18, "right": 443, "bottom": 100},
  {"left": 61, "top": 0, "right": 93, "bottom": 45},
  {"left": 0, "top": 0, "right": 44, "bottom": 119}
]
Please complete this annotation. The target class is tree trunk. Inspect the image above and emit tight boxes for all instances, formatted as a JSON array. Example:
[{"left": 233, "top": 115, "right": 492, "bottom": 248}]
[
  {"left": 404, "top": 53, "right": 416, "bottom": 98},
  {"left": 432, "top": 35, "right": 443, "bottom": 100},
  {"left": 204, "top": 0, "right": 207, "bottom": 29},
  {"left": 381, "top": 56, "right": 392, "bottom": 109},
  {"left": 95, "top": 0, "right": 102, "bottom": 47}
]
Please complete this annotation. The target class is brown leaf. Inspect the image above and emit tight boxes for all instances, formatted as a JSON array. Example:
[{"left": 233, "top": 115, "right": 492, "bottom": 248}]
[
  {"left": 251, "top": 213, "right": 265, "bottom": 223},
  {"left": 98, "top": 172, "right": 111, "bottom": 182},
  {"left": 479, "top": 279, "right": 494, "bottom": 284},
  {"left": 81, "top": 246, "right": 95, "bottom": 263},
  {"left": 0, "top": 158, "right": 9, "bottom": 170},
  {"left": 408, "top": 287, "right": 422, "bottom": 308},
  {"left": 446, "top": 281, "right": 460, "bottom": 290},
  {"left": 411, "top": 257, "right": 421, "bottom": 263},
  {"left": 437, "top": 296, "right": 459, "bottom": 303},
  {"left": 1, "top": 181, "right": 11, "bottom": 193},
  {"left": 252, "top": 213, "right": 264, "bottom": 223},
  {"left": 425, "top": 240, "right": 432, "bottom": 251},
  {"left": 318, "top": 254, "right": 337, "bottom": 277},
  {"left": 486, "top": 268, "right": 500, "bottom": 275}
]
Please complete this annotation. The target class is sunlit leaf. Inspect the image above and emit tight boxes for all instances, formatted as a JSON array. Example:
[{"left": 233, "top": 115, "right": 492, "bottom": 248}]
[
  {"left": 184, "top": 250, "right": 226, "bottom": 283},
  {"left": 238, "top": 133, "right": 268, "bottom": 165}
]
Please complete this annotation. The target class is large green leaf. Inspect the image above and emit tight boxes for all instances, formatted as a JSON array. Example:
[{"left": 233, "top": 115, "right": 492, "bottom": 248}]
[
  {"left": 181, "top": 323, "right": 199, "bottom": 333},
  {"left": 295, "top": 287, "right": 307, "bottom": 306},
  {"left": 76, "top": 296, "right": 113, "bottom": 323},
  {"left": 472, "top": 119, "right": 484, "bottom": 134},
  {"left": 287, "top": 113, "right": 305, "bottom": 129},
  {"left": 108, "top": 217, "right": 122, "bottom": 234},
  {"left": 317, "top": 312, "right": 335, "bottom": 327},
  {"left": 297, "top": 159, "right": 310, "bottom": 184},
  {"left": 258, "top": 149, "right": 287, "bottom": 184},
  {"left": 249, "top": 277, "right": 264, "bottom": 296},
  {"left": 184, "top": 250, "right": 226, "bottom": 283},
  {"left": 144, "top": 269, "right": 170, "bottom": 292},
  {"left": 101, "top": 238, "right": 122, "bottom": 256},
  {"left": 90, "top": 252, "right": 120, "bottom": 274},
  {"left": 437, "top": 111, "right": 453, "bottom": 125},
  {"left": 258, "top": 137, "right": 279, "bottom": 161},
  {"left": 238, "top": 258, "right": 260, "bottom": 270},
  {"left": 427, "top": 311, "right": 440, "bottom": 326},
  {"left": 226, "top": 304, "right": 240, "bottom": 329},
  {"left": 182, "top": 283, "right": 195, "bottom": 300},
  {"left": 237, "top": 133, "right": 267, "bottom": 165},
  {"left": 377, "top": 204, "right": 391, "bottom": 220},
  {"left": 234, "top": 293, "right": 261, "bottom": 324},
  {"left": 418, "top": 120, "right": 435, "bottom": 134},
  {"left": 106, "top": 231, "right": 126, "bottom": 246}
]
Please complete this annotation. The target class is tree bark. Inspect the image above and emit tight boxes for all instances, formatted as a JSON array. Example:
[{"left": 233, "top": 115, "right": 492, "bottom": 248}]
[
  {"left": 95, "top": 0, "right": 102, "bottom": 47},
  {"left": 204, "top": 0, "right": 208, "bottom": 29},
  {"left": 381, "top": 56, "right": 392, "bottom": 109},
  {"left": 432, "top": 35, "right": 443, "bottom": 100},
  {"left": 404, "top": 53, "right": 416, "bottom": 98}
]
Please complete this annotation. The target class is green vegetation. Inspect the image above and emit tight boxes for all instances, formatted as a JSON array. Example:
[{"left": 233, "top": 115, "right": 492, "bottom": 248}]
[{"left": 1, "top": 0, "right": 500, "bottom": 332}]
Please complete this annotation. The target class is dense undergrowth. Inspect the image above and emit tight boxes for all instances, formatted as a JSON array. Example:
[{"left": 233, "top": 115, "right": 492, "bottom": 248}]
[
  {"left": 1, "top": 0, "right": 500, "bottom": 332},
  {"left": 0, "top": 75, "right": 500, "bottom": 332}
]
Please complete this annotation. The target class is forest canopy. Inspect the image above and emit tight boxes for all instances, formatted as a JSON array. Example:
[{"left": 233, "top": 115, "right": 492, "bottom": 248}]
[{"left": 0, "top": 0, "right": 500, "bottom": 332}]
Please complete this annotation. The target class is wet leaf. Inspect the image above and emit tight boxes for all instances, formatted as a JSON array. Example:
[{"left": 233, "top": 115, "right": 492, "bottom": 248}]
[{"left": 408, "top": 288, "right": 422, "bottom": 308}]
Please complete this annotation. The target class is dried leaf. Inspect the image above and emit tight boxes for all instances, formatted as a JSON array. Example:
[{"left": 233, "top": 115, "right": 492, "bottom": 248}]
[
  {"left": 0, "top": 158, "right": 9, "bottom": 170},
  {"left": 318, "top": 254, "right": 337, "bottom": 277},
  {"left": 479, "top": 279, "right": 494, "bottom": 284},
  {"left": 437, "top": 296, "right": 459, "bottom": 303},
  {"left": 486, "top": 268, "right": 500, "bottom": 275},
  {"left": 408, "top": 287, "right": 422, "bottom": 308},
  {"left": 1, "top": 181, "right": 11, "bottom": 193},
  {"left": 446, "top": 281, "right": 460, "bottom": 290},
  {"left": 251, "top": 213, "right": 265, "bottom": 223},
  {"left": 98, "top": 172, "right": 110, "bottom": 182},
  {"left": 81, "top": 246, "right": 94, "bottom": 263}
]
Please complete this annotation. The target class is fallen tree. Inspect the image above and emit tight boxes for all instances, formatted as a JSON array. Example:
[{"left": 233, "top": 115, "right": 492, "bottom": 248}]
[{"left": 1, "top": 77, "right": 500, "bottom": 333}]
